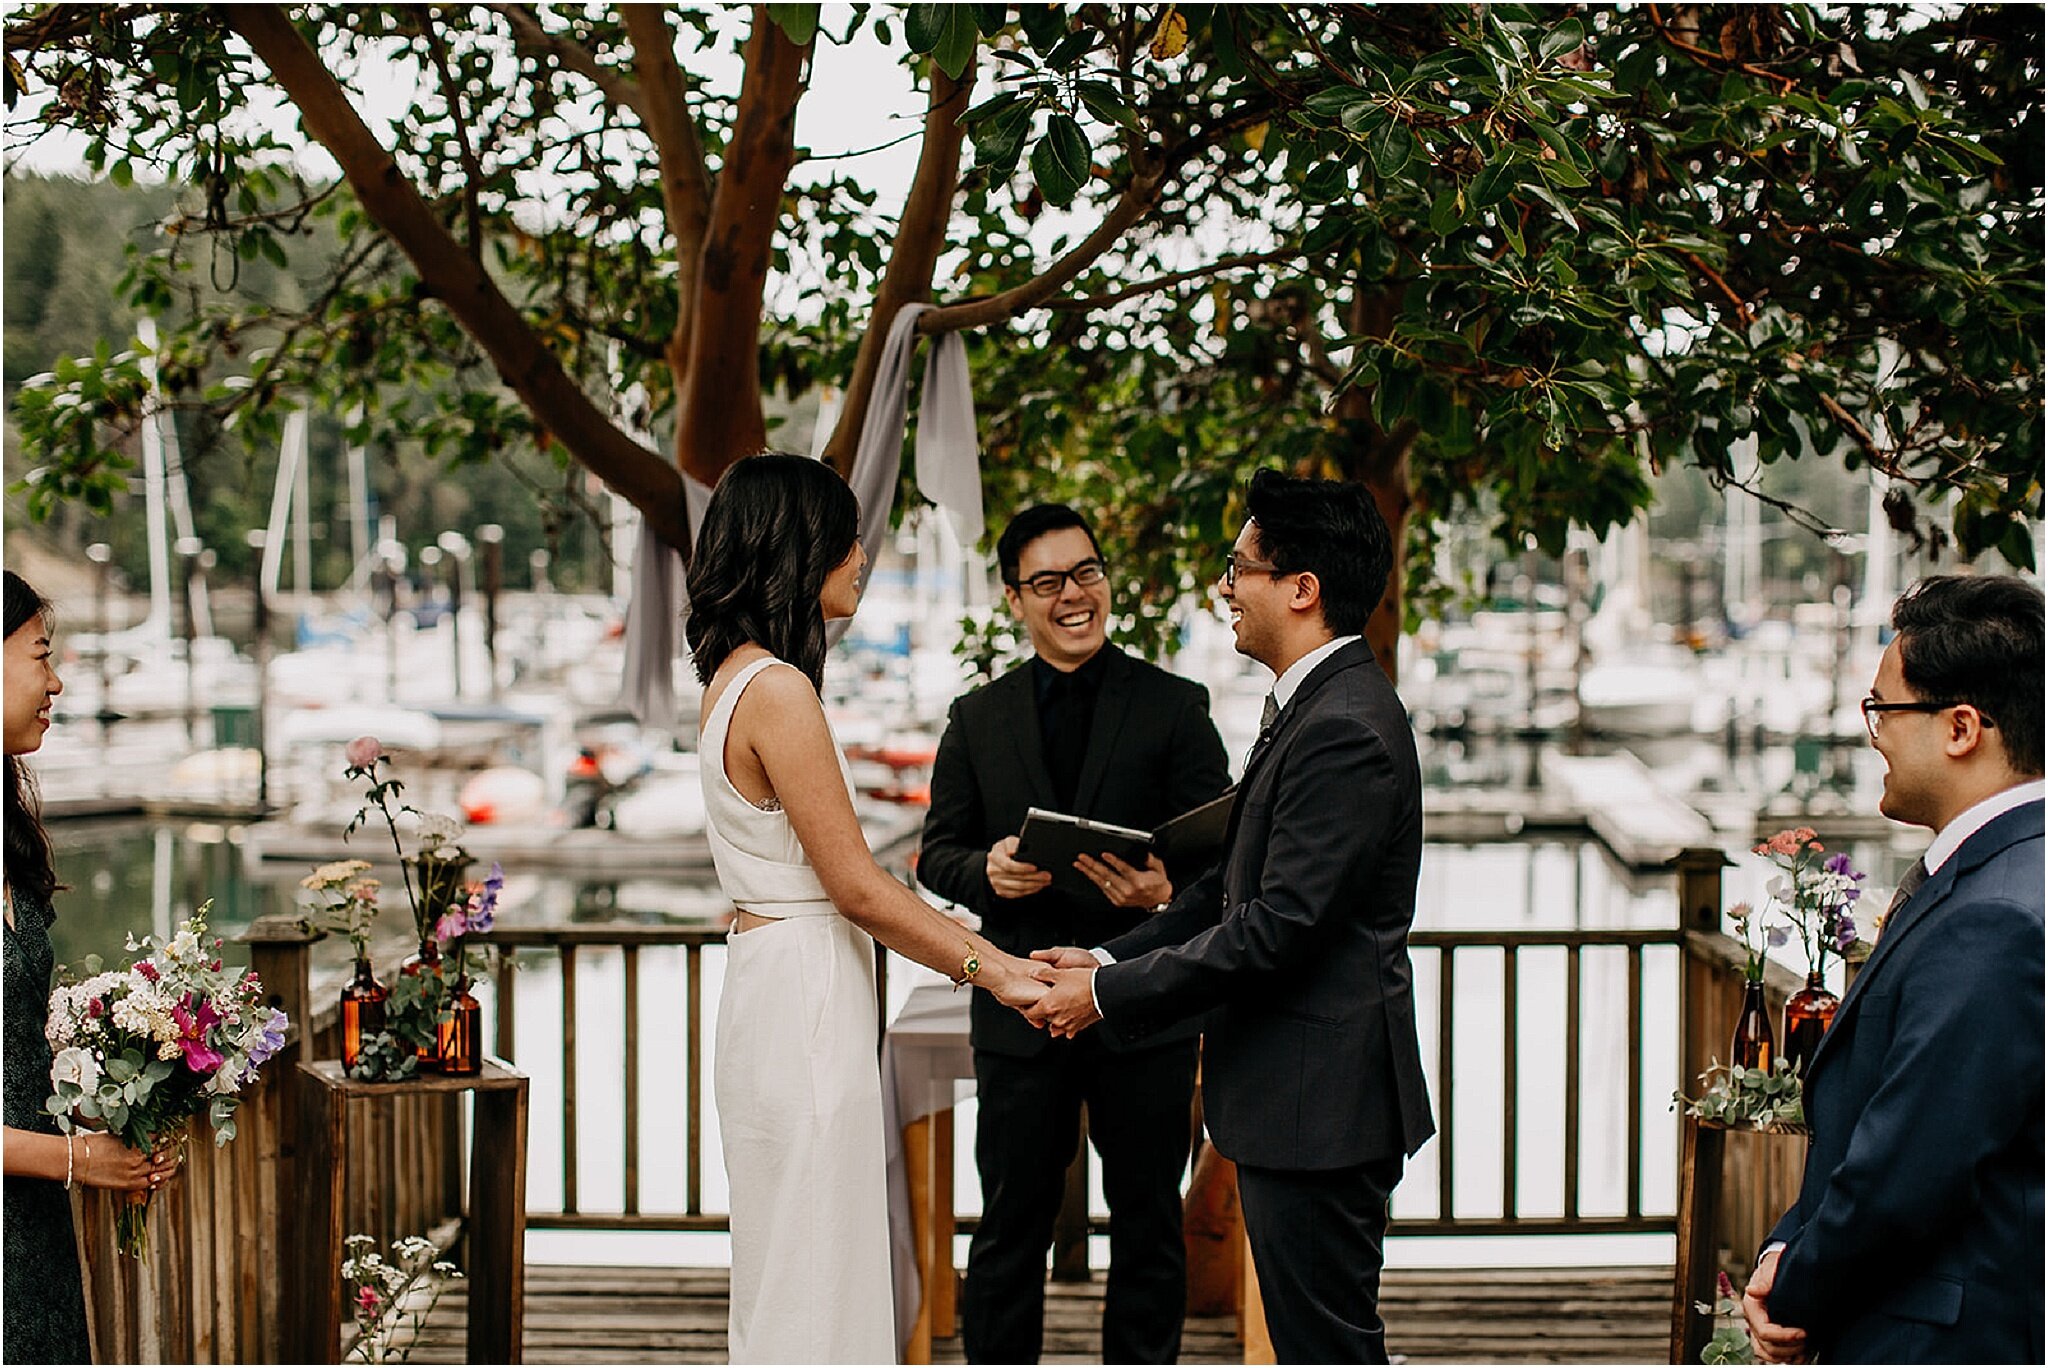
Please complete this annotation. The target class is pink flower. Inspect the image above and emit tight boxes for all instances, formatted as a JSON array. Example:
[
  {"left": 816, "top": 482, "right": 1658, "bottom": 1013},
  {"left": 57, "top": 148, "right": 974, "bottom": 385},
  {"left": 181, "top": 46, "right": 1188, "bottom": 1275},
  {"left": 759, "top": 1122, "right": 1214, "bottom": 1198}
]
[
  {"left": 356, "top": 1286, "right": 381, "bottom": 1313},
  {"left": 344, "top": 736, "right": 383, "bottom": 769},
  {"left": 136, "top": 961, "right": 159, "bottom": 983},
  {"left": 434, "top": 910, "right": 468, "bottom": 944},
  {"left": 86, "top": 998, "right": 104, "bottom": 1018},
  {"left": 170, "top": 996, "right": 227, "bottom": 1074}
]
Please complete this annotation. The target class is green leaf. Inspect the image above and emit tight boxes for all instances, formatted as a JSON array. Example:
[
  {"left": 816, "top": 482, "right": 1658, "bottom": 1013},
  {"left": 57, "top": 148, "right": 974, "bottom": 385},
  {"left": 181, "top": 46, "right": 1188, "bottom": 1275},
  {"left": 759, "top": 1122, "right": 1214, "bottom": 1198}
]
[
  {"left": 905, "top": 3, "right": 947, "bottom": 52},
  {"left": 1538, "top": 17, "right": 1585, "bottom": 63},
  {"left": 1471, "top": 152, "right": 1519, "bottom": 206},
  {"left": 1030, "top": 113, "right": 1091, "bottom": 206},
  {"left": 932, "top": 7, "right": 979, "bottom": 79},
  {"left": 109, "top": 159, "right": 134, "bottom": 189},
  {"left": 1306, "top": 86, "right": 1363, "bottom": 118},
  {"left": 765, "top": 4, "right": 820, "bottom": 46},
  {"left": 1429, "top": 186, "right": 1465, "bottom": 235},
  {"left": 1369, "top": 119, "right": 1416, "bottom": 179}
]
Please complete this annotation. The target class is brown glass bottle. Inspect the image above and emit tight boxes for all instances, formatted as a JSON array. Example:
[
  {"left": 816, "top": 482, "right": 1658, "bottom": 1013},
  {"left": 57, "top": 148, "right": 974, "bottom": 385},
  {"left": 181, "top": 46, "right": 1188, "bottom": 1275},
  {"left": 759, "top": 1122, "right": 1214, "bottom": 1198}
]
[
  {"left": 437, "top": 976, "right": 482, "bottom": 1076},
  {"left": 1782, "top": 972, "right": 1841, "bottom": 1075},
  {"left": 340, "top": 957, "right": 388, "bottom": 1070},
  {"left": 1731, "top": 978, "right": 1774, "bottom": 1071},
  {"left": 399, "top": 937, "right": 446, "bottom": 1068}
]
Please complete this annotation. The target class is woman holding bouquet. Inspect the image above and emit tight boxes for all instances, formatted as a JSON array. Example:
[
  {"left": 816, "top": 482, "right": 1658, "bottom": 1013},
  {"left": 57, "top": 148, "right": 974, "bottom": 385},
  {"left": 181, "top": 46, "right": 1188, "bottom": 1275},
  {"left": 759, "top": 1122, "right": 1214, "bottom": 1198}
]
[
  {"left": 4, "top": 571, "right": 175, "bottom": 1362},
  {"left": 685, "top": 456, "right": 1047, "bottom": 1363}
]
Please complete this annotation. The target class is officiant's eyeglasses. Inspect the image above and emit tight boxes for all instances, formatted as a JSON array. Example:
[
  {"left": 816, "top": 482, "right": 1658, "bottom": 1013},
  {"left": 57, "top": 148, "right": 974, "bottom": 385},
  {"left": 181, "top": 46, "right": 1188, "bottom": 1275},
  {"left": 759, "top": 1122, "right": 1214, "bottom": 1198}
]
[
  {"left": 1010, "top": 558, "right": 1106, "bottom": 598},
  {"left": 1860, "top": 695, "right": 1994, "bottom": 741}
]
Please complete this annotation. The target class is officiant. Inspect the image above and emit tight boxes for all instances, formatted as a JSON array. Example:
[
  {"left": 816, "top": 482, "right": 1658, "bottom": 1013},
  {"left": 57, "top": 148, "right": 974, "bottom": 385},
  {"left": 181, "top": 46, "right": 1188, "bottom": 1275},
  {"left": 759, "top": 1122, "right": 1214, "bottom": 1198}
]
[{"left": 919, "top": 504, "right": 1230, "bottom": 1364}]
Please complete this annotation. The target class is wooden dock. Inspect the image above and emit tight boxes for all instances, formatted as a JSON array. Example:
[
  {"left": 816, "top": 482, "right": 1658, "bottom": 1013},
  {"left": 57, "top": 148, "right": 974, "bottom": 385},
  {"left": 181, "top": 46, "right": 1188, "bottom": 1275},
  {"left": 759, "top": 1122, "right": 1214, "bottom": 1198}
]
[{"left": 392, "top": 1263, "right": 1671, "bottom": 1364}]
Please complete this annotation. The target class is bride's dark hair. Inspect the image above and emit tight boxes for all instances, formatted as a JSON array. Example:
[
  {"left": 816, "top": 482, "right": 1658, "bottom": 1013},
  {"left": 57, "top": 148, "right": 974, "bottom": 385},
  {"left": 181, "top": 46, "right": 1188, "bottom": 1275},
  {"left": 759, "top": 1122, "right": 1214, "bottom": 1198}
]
[
  {"left": 685, "top": 453, "right": 860, "bottom": 692},
  {"left": 5, "top": 570, "right": 61, "bottom": 904}
]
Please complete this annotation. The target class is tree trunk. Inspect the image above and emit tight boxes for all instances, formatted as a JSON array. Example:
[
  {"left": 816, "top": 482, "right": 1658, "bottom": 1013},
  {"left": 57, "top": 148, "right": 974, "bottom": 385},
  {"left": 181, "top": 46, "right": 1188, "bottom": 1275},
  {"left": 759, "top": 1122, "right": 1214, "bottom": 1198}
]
[
  {"left": 672, "top": 6, "right": 810, "bottom": 487},
  {"left": 1331, "top": 284, "right": 1417, "bottom": 687}
]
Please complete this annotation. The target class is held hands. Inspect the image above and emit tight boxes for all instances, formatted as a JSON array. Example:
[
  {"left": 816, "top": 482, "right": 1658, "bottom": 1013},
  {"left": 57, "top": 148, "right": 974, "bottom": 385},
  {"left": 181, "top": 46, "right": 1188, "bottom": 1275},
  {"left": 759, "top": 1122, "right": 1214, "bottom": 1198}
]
[
  {"left": 1742, "top": 1248, "right": 1810, "bottom": 1365},
  {"left": 1074, "top": 851, "right": 1171, "bottom": 910},
  {"left": 986, "top": 836, "right": 1052, "bottom": 900},
  {"left": 979, "top": 952, "right": 1050, "bottom": 1011},
  {"left": 1020, "top": 953, "right": 1103, "bottom": 1038}
]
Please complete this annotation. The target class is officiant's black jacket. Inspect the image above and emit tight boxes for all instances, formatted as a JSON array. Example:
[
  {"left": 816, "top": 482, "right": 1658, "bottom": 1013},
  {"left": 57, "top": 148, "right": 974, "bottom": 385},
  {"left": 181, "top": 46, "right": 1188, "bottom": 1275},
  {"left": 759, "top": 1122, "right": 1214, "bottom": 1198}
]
[{"left": 920, "top": 644, "right": 1230, "bottom": 1057}]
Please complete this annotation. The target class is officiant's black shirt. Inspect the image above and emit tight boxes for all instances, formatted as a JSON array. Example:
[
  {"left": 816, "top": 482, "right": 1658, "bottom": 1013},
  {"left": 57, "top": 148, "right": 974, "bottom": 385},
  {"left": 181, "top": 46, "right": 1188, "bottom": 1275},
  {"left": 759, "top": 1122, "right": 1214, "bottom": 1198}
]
[{"left": 1033, "top": 648, "right": 1110, "bottom": 809}]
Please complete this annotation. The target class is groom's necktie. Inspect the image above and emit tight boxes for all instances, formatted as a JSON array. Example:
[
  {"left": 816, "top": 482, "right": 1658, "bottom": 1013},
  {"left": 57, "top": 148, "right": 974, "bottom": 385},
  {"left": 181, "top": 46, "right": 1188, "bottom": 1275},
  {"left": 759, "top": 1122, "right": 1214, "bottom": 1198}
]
[
  {"left": 1884, "top": 858, "right": 1930, "bottom": 922},
  {"left": 1246, "top": 692, "right": 1279, "bottom": 769}
]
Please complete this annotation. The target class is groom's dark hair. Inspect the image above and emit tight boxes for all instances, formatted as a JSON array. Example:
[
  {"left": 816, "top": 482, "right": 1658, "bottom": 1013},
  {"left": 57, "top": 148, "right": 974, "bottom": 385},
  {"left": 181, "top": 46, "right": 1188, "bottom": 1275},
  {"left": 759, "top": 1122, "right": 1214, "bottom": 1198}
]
[
  {"left": 685, "top": 453, "right": 860, "bottom": 692},
  {"left": 1892, "top": 574, "right": 2043, "bottom": 776},
  {"left": 1244, "top": 469, "right": 1392, "bottom": 638}
]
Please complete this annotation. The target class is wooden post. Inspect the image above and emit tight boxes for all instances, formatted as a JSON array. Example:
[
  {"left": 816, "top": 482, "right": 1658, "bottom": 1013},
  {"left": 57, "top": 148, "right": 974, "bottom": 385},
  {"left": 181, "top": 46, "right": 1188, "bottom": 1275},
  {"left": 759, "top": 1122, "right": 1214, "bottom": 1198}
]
[
  {"left": 1051, "top": 1113, "right": 1090, "bottom": 1282},
  {"left": 242, "top": 913, "right": 317, "bottom": 1359},
  {"left": 904, "top": 1113, "right": 937, "bottom": 1365},
  {"left": 1670, "top": 1117, "right": 1726, "bottom": 1364},
  {"left": 296, "top": 1061, "right": 530, "bottom": 1363}
]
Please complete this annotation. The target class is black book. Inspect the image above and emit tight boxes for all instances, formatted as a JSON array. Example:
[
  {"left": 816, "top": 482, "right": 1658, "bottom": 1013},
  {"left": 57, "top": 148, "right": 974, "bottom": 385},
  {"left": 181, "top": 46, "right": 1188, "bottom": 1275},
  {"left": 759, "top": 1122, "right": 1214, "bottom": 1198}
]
[{"left": 1013, "top": 788, "right": 1239, "bottom": 904}]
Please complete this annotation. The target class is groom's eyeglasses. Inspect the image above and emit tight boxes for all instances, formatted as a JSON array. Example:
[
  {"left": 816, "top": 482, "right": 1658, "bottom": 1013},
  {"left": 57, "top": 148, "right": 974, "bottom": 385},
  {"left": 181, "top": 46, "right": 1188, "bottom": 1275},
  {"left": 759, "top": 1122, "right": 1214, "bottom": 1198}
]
[
  {"left": 1222, "top": 551, "right": 1285, "bottom": 588},
  {"left": 1859, "top": 695, "right": 1993, "bottom": 742},
  {"left": 1009, "top": 558, "right": 1106, "bottom": 599}
]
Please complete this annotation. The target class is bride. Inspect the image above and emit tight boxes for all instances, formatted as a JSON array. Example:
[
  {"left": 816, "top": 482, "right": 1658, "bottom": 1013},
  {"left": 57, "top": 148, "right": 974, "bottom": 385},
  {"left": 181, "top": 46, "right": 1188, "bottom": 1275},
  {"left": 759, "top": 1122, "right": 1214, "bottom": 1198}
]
[{"left": 685, "top": 454, "right": 1047, "bottom": 1363}]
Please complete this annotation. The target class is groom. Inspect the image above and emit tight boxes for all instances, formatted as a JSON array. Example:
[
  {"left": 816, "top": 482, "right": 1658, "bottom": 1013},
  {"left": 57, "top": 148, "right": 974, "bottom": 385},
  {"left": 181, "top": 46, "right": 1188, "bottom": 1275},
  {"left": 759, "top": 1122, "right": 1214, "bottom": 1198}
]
[
  {"left": 1027, "top": 469, "right": 1434, "bottom": 1362},
  {"left": 1743, "top": 575, "right": 2043, "bottom": 1364}
]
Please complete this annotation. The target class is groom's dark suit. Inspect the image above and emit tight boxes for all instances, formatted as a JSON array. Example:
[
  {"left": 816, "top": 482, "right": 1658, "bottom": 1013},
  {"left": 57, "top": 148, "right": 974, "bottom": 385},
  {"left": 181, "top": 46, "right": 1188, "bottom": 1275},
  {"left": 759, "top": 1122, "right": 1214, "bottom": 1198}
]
[
  {"left": 920, "top": 643, "right": 1228, "bottom": 1363},
  {"left": 1765, "top": 799, "right": 2044, "bottom": 1363},
  {"left": 1094, "top": 638, "right": 1434, "bottom": 1363}
]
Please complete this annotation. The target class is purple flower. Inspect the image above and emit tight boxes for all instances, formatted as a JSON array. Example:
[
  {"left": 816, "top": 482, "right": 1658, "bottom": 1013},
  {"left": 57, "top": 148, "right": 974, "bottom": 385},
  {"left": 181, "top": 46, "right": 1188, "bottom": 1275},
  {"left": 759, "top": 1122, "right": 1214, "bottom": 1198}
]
[
  {"left": 1822, "top": 852, "right": 1854, "bottom": 876},
  {"left": 246, "top": 1007, "right": 289, "bottom": 1067},
  {"left": 1832, "top": 913, "right": 1858, "bottom": 954},
  {"left": 1766, "top": 924, "right": 1792, "bottom": 948},
  {"left": 463, "top": 863, "right": 503, "bottom": 936}
]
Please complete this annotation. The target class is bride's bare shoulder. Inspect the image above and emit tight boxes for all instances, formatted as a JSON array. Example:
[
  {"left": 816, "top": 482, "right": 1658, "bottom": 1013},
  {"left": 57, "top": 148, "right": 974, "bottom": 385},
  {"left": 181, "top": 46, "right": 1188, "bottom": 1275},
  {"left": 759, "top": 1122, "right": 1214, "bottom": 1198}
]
[{"left": 705, "top": 649, "right": 817, "bottom": 722}]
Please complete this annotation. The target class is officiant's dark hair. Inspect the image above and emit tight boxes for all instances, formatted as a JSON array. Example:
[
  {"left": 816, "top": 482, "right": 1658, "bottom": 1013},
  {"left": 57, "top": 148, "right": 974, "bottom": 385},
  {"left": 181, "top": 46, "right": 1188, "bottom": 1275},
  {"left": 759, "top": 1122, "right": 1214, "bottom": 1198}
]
[
  {"left": 686, "top": 454, "right": 860, "bottom": 692},
  {"left": 5, "top": 570, "right": 61, "bottom": 905},
  {"left": 1892, "top": 575, "right": 2043, "bottom": 776},
  {"left": 1244, "top": 469, "right": 1391, "bottom": 638}
]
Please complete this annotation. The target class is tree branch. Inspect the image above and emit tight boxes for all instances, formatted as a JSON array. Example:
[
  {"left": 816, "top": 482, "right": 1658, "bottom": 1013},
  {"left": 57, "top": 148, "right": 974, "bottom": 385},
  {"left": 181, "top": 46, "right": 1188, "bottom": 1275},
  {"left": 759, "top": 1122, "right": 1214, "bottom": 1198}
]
[
  {"left": 225, "top": 4, "right": 686, "bottom": 543},
  {"left": 492, "top": 3, "right": 647, "bottom": 120},
  {"left": 815, "top": 56, "right": 975, "bottom": 476},
  {"left": 1044, "top": 246, "right": 1312, "bottom": 312},
  {"left": 415, "top": 8, "right": 485, "bottom": 263},
  {"left": 1644, "top": 2, "right": 1797, "bottom": 93},
  {"left": 620, "top": 3, "right": 712, "bottom": 375},
  {"left": 916, "top": 101, "right": 1274, "bottom": 336}
]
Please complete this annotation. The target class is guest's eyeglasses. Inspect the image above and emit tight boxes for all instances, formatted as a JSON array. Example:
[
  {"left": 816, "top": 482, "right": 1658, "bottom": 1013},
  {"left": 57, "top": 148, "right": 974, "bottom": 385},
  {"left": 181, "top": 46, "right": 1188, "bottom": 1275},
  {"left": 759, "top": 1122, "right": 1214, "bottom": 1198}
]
[
  {"left": 1009, "top": 558, "right": 1107, "bottom": 599},
  {"left": 1859, "top": 695, "right": 1993, "bottom": 742},
  {"left": 1222, "top": 551, "right": 1285, "bottom": 588}
]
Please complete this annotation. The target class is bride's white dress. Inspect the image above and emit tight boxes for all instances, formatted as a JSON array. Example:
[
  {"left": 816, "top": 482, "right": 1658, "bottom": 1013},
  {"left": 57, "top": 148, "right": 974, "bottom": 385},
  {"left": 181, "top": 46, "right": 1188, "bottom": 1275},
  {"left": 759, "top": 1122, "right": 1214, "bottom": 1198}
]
[{"left": 701, "top": 656, "right": 895, "bottom": 1364}]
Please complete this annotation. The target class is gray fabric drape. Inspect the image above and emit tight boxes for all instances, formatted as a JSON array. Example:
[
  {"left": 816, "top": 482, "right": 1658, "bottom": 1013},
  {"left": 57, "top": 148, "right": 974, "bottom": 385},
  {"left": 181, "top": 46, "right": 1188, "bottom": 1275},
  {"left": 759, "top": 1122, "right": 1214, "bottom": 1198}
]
[{"left": 618, "top": 303, "right": 982, "bottom": 726}]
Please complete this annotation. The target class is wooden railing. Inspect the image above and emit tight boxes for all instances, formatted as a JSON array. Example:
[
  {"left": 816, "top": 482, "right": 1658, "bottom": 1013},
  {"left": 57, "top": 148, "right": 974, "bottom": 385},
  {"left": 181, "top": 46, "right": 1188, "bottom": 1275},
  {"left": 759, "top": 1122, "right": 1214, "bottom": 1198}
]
[{"left": 71, "top": 840, "right": 1807, "bottom": 1360}]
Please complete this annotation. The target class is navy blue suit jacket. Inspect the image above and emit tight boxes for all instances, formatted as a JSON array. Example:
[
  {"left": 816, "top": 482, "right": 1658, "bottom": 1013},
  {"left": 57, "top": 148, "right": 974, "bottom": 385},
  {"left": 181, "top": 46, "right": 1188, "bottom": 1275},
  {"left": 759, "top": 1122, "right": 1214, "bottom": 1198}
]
[
  {"left": 1766, "top": 798, "right": 2044, "bottom": 1364},
  {"left": 1093, "top": 639, "right": 1435, "bottom": 1170}
]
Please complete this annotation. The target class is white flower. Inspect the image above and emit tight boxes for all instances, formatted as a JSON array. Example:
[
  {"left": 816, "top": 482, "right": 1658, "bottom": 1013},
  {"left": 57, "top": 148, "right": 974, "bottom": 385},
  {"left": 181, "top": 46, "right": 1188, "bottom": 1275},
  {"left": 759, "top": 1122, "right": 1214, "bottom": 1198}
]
[
  {"left": 413, "top": 812, "right": 465, "bottom": 851},
  {"left": 302, "top": 859, "right": 374, "bottom": 890},
  {"left": 167, "top": 930, "right": 203, "bottom": 965},
  {"left": 50, "top": 1047, "right": 100, "bottom": 1093}
]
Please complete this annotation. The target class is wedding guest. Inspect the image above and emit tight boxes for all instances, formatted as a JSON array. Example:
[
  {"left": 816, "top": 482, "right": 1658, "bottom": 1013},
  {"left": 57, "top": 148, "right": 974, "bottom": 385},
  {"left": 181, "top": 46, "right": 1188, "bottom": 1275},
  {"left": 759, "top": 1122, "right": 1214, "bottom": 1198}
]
[
  {"left": 1744, "top": 574, "right": 2043, "bottom": 1364},
  {"left": 920, "top": 504, "right": 1229, "bottom": 1364},
  {"left": 685, "top": 456, "right": 1046, "bottom": 1363},
  {"left": 3, "top": 570, "right": 176, "bottom": 1363}
]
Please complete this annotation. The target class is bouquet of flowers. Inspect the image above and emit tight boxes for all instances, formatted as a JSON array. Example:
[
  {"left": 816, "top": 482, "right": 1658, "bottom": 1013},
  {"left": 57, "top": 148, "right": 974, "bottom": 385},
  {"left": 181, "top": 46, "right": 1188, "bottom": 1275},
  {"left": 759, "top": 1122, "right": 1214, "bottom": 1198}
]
[
  {"left": 44, "top": 902, "right": 289, "bottom": 1257},
  {"left": 1751, "top": 827, "right": 1867, "bottom": 979},
  {"left": 434, "top": 862, "right": 503, "bottom": 984}
]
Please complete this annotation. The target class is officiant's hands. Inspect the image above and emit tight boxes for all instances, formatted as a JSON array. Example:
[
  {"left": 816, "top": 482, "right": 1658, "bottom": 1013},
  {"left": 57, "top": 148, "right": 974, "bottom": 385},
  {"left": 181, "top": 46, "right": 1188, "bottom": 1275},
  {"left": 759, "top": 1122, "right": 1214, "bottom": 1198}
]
[
  {"left": 986, "top": 836, "right": 1053, "bottom": 900},
  {"left": 1074, "top": 851, "right": 1171, "bottom": 909}
]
